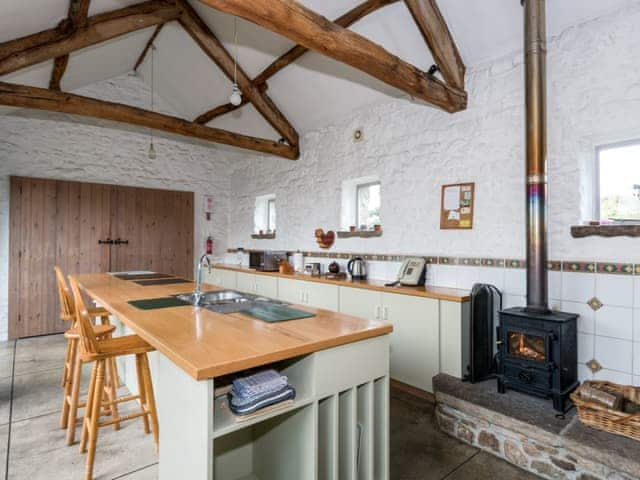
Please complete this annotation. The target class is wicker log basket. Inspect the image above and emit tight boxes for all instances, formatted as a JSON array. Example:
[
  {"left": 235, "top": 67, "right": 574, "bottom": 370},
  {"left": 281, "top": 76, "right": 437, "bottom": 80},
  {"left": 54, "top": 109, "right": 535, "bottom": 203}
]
[{"left": 571, "top": 381, "right": 640, "bottom": 441}]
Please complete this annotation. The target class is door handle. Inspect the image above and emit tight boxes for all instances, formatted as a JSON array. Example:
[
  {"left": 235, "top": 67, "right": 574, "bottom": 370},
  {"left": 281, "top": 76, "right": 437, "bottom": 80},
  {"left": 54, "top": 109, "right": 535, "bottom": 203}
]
[
  {"left": 374, "top": 305, "right": 381, "bottom": 320},
  {"left": 113, "top": 238, "right": 129, "bottom": 245},
  {"left": 383, "top": 306, "right": 389, "bottom": 321},
  {"left": 98, "top": 238, "right": 114, "bottom": 245}
]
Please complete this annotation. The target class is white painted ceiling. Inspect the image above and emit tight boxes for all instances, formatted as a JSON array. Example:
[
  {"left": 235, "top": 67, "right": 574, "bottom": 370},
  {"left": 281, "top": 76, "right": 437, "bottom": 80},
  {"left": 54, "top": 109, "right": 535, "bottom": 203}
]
[{"left": 0, "top": 0, "right": 635, "bottom": 140}]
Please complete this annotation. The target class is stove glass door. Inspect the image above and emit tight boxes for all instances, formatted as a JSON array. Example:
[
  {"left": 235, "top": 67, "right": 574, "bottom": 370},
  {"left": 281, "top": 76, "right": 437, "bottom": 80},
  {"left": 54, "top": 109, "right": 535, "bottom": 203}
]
[{"left": 507, "top": 331, "right": 546, "bottom": 362}]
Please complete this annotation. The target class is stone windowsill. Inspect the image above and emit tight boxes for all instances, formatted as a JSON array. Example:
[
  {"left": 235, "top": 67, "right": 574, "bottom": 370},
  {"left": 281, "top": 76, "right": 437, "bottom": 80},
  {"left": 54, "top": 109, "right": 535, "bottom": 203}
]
[
  {"left": 571, "top": 224, "right": 640, "bottom": 238},
  {"left": 251, "top": 233, "right": 276, "bottom": 240},
  {"left": 336, "top": 229, "right": 383, "bottom": 239}
]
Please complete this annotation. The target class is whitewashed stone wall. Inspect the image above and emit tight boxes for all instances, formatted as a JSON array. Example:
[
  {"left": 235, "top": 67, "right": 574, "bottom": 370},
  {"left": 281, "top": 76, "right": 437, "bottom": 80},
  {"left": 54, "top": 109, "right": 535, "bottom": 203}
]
[
  {"left": 227, "top": 3, "right": 640, "bottom": 263},
  {"left": 0, "top": 74, "right": 237, "bottom": 340}
]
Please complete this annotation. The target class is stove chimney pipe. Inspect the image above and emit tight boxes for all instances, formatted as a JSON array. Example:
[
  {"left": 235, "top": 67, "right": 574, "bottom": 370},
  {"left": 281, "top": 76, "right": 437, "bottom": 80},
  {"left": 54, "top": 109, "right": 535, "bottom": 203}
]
[{"left": 523, "top": 0, "right": 550, "bottom": 313}]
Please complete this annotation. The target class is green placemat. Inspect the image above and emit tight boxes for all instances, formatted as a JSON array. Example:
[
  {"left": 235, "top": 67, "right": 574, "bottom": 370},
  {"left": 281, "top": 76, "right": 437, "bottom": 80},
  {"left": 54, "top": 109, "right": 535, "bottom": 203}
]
[
  {"left": 128, "top": 297, "right": 190, "bottom": 310},
  {"left": 240, "top": 304, "right": 316, "bottom": 323}
]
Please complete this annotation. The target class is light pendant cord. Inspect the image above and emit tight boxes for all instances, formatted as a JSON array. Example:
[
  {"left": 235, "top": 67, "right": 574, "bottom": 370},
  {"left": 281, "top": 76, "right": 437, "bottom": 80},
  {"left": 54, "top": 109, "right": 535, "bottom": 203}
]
[{"left": 233, "top": 16, "right": 238, "bottom": 85}]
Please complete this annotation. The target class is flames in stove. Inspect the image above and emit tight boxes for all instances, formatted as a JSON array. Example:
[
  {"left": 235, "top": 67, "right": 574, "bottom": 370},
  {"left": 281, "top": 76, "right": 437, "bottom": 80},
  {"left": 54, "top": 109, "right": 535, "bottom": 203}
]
[{"left": 508, "top": 331, "right": 546, "bottom": 362}]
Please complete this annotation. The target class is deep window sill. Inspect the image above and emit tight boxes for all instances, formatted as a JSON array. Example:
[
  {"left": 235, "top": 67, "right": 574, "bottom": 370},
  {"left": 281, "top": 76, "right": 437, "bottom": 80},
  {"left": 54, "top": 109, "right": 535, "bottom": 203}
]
[
  {"left": 337, "top": 229, "right": 382, "bottom": 239},
  {"left": 251, "top": 233, "right": 276, "bottom": 240},
  {"left": 571, "top": 225, "right": 640, "bottom": 238}
]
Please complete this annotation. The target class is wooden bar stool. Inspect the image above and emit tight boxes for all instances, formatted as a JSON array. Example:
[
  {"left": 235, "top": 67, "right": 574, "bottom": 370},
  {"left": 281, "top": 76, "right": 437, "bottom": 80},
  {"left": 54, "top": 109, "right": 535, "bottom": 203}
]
[
  {"left": 55, "top": 266, "right": 120, "bottom": 445},
  {"left": 69, "top": 276, "right": 159, "bottom": 480}
]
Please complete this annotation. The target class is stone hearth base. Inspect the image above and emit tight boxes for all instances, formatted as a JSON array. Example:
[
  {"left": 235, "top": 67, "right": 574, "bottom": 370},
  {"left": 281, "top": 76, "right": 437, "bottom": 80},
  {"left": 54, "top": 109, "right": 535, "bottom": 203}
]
[{"left": 433, "top": 374, "right": 640, "bottom": 480}]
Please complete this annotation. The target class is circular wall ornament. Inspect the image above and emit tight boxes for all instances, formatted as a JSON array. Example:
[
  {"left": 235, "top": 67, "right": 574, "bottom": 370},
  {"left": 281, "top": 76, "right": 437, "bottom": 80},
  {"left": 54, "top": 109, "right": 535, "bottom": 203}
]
[{"left": 353, "top": 128, "right": 364, "bottom": 143}]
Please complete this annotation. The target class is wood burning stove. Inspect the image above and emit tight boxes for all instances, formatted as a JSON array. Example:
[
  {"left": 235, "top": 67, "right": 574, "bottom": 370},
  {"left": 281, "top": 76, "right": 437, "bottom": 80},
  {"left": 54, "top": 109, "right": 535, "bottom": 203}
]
[{"left": 498, "top": 307, "right": 579, "bottom": 412}]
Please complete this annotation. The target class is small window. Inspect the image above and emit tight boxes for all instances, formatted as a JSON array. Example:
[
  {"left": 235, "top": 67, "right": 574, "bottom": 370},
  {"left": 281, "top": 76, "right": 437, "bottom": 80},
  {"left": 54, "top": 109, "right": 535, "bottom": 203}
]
[
  {"left": 254, "top": 194, "right": 276, "bottom": 233},
  {"left": 340, "top": 176, "right": 381, "bottom": 230},
  {"left": 597, "top": 141, "right": 640, "bottom": 222},
  {"left": 356, "top": 181, "right": 381, "bottom": 228},
  {"left": 267, "top": 198, "right": 276, "bottom": 231}
]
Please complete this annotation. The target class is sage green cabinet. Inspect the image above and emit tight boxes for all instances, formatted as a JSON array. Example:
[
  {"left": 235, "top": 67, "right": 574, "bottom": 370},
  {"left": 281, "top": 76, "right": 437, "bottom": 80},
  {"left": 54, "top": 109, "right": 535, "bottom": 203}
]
[
  {"left": 208, "top": 268, "right": 237, "bottom": 290},
  {"left": 278, "top": 277, "right": 339, "bottom": 311},
  {"left": 236, "top": 271, "right": 278, "bottom": 298},
  {"left": 339, "top": 287, "right": 441, "bottom": 393}
]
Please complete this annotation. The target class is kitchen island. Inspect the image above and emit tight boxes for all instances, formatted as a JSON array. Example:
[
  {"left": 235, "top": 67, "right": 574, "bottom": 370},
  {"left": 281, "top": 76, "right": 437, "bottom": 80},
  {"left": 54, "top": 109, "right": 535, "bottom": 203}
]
[{"left": 75, "top": 273, "right": 393, "bottom": 480}]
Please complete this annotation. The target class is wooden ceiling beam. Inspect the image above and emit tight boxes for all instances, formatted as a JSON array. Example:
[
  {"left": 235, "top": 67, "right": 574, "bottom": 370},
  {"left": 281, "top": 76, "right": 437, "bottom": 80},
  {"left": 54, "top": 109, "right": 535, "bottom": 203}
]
[
  {"left": 195, "top": 0, "right": 400, "bottom": 124},
  {"left": 177, "top": 0, "right": 298, "bottom": 146},
  {"left": 133, "top": 23, "right": 165, "bottom": 72},
  {"left": 404, "top": 0, "right": 465, "bottom": 90},
  {"left": 197, "top": 0, "right": 467, "bottom": 113},
  {"left": 0, "top": 81, "right": 299, "bottom": 159},
  {"left": 49, "top": 0, "right": 92, "bottom": 91},
  {"left": 0, "top": 0, "right": 181, "bottom": 77}
]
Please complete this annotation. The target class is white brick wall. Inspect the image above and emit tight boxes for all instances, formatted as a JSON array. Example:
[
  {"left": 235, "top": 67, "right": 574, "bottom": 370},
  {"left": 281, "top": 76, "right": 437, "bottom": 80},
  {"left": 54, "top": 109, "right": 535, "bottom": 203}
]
[
  {"left": 0, "top": 74, "right": 238, "bottom": 340},
  {"left": 227, "top": 4, "right": 640, "bottom": 263}
]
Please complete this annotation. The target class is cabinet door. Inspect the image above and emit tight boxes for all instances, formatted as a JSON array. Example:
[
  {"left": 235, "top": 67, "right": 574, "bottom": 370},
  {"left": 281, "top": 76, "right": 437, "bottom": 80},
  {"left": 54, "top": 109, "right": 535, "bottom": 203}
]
[
  {"left": 255, "top": 275, "right": 278, "bottom": 298},
  {"left": 278, "top": 278, "right": 303, "bottom": 304},
  {"left": 339, "top": 287, "right": 382, "bottom": 321},
  {"left": 382, "top": 293, "right": 440, "bottom": 392},
  {"left": 305, "top": 281, "right": 339, "bottom": 311},
  {"left": 209, "top": 268, "right": 237, "bottom": 290},
  {"left": 236, "top": 272, "right": 256, "bottom": 293}
]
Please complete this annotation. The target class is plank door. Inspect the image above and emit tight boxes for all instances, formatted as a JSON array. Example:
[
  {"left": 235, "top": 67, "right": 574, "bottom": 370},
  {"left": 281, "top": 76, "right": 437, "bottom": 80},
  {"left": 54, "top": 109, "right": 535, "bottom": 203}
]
[
  {"left": 8, "top": 177, "right": 111, "bottom": 338},
  {"left": 110, "top": 185, "right": 194, "bottom": 279}
]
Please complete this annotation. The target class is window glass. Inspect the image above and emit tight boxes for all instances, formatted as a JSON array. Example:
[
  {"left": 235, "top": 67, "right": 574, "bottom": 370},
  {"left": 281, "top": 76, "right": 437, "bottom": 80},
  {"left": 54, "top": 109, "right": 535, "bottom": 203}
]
[
  {"left": 356, "top": 182, "right": 381, "bottom": 228},
  {"left": 599, "top": 142, "right": 640, "bottom": 221},
  {"left": 267, "top": 198, "right": 276, "bottom": 231}
]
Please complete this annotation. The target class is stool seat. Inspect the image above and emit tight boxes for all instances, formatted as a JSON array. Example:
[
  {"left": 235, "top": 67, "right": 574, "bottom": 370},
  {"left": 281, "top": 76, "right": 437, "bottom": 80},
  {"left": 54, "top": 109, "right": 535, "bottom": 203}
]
[
  {"left": 65, "top": 324, "right": 115, "bottom": 340},
  {"left": 81, "top": 335, "right": 154, "bottom": 361}
]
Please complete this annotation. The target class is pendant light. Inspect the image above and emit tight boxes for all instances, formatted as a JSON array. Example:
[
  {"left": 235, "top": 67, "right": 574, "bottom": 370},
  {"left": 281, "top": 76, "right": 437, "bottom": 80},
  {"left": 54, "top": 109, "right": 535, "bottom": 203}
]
[
  {"left": 148, "top": 43, "right": 157, "bottom": 160},
  {"left": 229, "top": 16, "right": 243, "bottom": 106}
]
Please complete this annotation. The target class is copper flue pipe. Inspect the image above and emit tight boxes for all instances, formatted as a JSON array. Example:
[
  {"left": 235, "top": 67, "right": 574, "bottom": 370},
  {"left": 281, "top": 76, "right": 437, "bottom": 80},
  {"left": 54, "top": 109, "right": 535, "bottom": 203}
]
[{"left": 523, "top": 0, "right": 550, "bottom": 313}]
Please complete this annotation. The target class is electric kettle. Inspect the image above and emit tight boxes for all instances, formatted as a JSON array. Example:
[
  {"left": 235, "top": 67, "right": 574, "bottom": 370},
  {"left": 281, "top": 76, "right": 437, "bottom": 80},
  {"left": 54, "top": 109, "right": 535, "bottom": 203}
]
[{"left": 347, "top": 257, "right": 367, "bottom": 280}]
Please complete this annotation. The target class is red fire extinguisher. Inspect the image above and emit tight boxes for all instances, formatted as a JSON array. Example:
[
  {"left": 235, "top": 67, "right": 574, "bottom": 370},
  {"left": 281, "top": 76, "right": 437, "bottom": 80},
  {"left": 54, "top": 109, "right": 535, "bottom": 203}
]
[{"left": 206, "top": 235, "right": 213, "bottom": 255}]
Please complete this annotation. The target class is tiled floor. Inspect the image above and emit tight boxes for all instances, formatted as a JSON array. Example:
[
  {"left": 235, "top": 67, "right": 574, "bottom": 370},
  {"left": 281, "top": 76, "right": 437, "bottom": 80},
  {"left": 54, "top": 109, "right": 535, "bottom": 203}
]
[{"left": 0, "top": 335, "right": 538, "bottom": 480}]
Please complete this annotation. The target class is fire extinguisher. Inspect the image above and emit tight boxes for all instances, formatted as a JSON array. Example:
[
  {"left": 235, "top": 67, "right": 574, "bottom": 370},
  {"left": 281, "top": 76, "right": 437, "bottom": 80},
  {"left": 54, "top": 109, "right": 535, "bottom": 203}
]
[{"left": 206, "top": 235, "right": 213, "bottom": 255}]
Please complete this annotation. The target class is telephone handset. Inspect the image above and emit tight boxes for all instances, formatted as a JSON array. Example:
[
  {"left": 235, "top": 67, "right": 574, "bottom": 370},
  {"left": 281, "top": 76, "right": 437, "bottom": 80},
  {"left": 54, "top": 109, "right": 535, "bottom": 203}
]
[{"left": 385, "top": 257, "right": 427, "bottom": 287}]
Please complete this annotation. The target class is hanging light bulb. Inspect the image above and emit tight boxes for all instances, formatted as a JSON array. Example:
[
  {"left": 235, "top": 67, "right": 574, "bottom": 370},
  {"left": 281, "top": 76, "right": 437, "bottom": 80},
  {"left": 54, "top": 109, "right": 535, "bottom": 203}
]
[
  {"left": 229, "top": 16, "right": 243, "bottom": 106},
  {"left": 148, "top": 44, "right": 157, "bottom": 159},
  {"left": 148, "top": 140, "right": 157, "bottom": 160},
  {"left": 230, "top": 84, "right": 242, "bottom": 106}
]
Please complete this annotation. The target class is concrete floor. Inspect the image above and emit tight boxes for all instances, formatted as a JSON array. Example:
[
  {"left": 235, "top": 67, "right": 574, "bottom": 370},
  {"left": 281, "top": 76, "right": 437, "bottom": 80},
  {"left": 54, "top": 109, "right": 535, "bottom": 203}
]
[{"left": 0, "top": 335, "right": 539, "bottom": 479}]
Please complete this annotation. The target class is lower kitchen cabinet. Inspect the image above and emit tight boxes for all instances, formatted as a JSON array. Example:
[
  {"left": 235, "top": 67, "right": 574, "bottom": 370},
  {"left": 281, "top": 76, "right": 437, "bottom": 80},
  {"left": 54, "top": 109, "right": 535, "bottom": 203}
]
[
  {"left": 279, "top": 278, "right": 339, "bottom": 311},
  {"left": 382, "top": 293, "right": 439, "bottom": 393},
  {"left": 208, "top": 268, "right": 237, "bottom": 290},
  {"left": 236, "top": 271, "right": 278, "bottom": 298},
  {"left": 339, "top": 287, "right": 441, "bottom": 392},
  {"left": 338, "top": 287, "right": 382, "bottom": 321}
]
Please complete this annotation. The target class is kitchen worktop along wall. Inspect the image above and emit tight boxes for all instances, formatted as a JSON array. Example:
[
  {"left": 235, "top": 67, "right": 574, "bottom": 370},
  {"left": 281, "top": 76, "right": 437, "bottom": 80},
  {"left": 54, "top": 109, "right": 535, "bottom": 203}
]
[
  {"left": 0, "top": 74, "right": 239, "bottom": 340},
  {"left": 227, "top": 3, "right": 640, "bottom": 264}
]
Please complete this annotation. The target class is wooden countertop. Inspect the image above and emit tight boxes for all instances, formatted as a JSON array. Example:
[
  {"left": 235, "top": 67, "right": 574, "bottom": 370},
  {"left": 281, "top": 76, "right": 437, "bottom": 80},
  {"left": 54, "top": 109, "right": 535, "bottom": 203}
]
[
  {"left": 214, "top": 264, "right": 471, "bottom": 303},
  {"left": 74, "top": 273, "right": 393, "bottom": 381}
]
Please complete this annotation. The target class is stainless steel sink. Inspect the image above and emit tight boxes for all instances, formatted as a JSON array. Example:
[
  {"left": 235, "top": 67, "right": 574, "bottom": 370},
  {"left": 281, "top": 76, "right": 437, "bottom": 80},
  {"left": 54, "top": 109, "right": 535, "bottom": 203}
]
[
  {"left": 176, "top": 289, "right": 289, "bottom": 314},
  {"left": 176, "top": 290, "right": 247, "bottom": 306}
]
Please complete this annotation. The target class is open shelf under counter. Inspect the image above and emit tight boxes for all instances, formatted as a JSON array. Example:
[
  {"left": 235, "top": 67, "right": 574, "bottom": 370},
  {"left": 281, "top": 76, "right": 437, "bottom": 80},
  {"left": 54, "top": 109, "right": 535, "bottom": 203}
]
[
  {"left": 212, "top": 394, "right": 314, "bottom": 439},
  {"left": 212, "top": 353, "right": 315, "bottom": 439}
]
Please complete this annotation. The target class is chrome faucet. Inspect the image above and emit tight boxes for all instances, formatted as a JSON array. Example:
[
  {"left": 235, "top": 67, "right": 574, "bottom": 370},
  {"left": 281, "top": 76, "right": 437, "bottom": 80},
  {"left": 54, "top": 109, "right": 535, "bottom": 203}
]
[{"left": 194, "top": 253, "right": 212, "bottom": 305}]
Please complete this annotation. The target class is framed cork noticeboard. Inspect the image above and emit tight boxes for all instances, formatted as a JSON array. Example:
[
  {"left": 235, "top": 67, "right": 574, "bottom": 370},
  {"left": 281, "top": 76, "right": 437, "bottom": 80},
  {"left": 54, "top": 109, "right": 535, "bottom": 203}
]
[{"left": 440, "top": 182, "right": 475, "bottom": 229}]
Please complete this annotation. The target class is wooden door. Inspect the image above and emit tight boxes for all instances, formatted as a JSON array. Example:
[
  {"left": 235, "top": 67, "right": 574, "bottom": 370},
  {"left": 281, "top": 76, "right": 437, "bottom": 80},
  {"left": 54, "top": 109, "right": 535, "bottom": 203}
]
[
  {"left": 9, "top": 177, "right": 194, "bottom": 339},
  {"left": 9, "top": 177, "right": 112, "bottom": 338},
  {"left": 109, "top": 186, "right": 194, "bottom": 278}
]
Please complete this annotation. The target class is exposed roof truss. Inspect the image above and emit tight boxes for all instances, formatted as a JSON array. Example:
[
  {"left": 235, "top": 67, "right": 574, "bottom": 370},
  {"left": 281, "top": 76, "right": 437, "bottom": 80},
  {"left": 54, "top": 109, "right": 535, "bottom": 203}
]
[{"left": 0, "top": 0, "right": 467, "bottom": 160}]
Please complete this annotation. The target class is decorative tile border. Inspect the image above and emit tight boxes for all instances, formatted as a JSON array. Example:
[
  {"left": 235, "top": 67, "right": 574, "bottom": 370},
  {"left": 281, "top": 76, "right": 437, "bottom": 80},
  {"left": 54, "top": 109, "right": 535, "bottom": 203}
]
[
  {"left": 226, "top": 248, "right": 640, "bottom": 275},
  {"left": 596, "top": 262, "right": 634, "bottom": 275}
]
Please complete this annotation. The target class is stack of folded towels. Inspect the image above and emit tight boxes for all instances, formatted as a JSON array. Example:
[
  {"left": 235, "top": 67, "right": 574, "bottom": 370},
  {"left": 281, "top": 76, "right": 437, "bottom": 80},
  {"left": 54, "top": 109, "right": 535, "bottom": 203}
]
[{"left": 228, "top": 369, "right": 296, "bottom": 417}]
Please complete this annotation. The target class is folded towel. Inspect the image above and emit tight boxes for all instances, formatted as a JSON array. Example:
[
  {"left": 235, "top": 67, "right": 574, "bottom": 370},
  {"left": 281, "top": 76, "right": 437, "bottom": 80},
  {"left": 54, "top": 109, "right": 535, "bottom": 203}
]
[
  {"left": 228, "top": 385, "right": 296, "bottom": 416},
  {"left": 232, "top": 369, "right": 289, "bottom": 399},
  {"left": 230, "top": 384, "right": 292, "bottom": 408}
]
